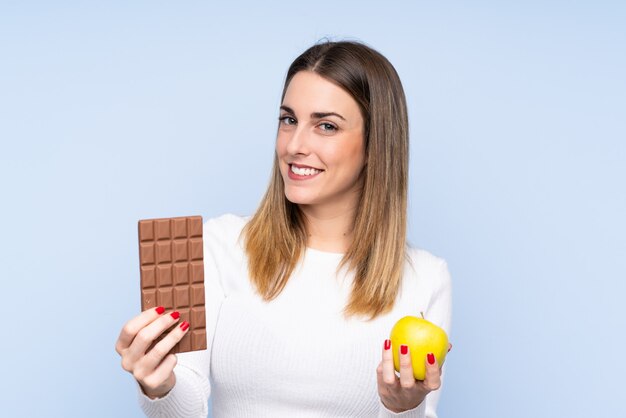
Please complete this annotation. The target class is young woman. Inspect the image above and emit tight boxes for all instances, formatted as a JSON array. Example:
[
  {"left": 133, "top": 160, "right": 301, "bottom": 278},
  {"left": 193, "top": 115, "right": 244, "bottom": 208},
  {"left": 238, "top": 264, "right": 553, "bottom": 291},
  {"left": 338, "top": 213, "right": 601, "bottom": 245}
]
[{"left": 116, "top": 40, "right": 452, "bottom": 418}]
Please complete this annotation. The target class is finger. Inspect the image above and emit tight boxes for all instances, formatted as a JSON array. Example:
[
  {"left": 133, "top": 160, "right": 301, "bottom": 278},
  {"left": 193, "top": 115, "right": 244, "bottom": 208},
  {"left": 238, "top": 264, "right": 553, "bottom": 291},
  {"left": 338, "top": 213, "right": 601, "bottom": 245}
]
[
  {"left": 381, "top": 339, "right": 396, "bottom": 385},
  {"left": 116, "top": 306, "right": 166, "bottom": 354},
  {"left": 153, "top": 354, "right": 178, "bottom": 382},
  {"left": 149, "top": 354, "right": 178, "bottom": 386},
  {"left": 423, "top": 353, "right": 442, "bottom": 391},
  {"left": 126, "top": 311, "right": 181, "bottom": 363},
  {"left": 398, "top": 345, "right": 416, "bottom": 389},
  {"left": 143, "top": 320, "right": 190, "bottom": 370},
  {"left": 376, "top": 361, "right": 385, "bottom": 388},
  {"left": 138, "top": 354, "right": 178, "bottom": 398},
  {"left": 448, "top": 343, "right": 453, "bottom": 353},
  {"left": 133, "top": 319, "right": 188, "bottom": 380}
]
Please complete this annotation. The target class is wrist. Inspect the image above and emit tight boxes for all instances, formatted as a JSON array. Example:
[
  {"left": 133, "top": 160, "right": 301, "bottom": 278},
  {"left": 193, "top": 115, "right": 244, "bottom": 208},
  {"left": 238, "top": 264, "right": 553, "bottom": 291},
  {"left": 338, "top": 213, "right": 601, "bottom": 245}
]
[
  {"left": 381, "top": 396, "right": 425, "bottom": 413},
  {"left": 139, "top": 374, "right": 176, "bottom": 400}
]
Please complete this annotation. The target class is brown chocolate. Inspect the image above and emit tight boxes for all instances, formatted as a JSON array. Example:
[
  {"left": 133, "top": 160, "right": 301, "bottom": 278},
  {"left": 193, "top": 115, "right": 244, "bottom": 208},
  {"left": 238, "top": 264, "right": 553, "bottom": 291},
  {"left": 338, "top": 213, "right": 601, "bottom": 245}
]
[{"left": 138, "top": 215, "right": 207, "bottom": 354}]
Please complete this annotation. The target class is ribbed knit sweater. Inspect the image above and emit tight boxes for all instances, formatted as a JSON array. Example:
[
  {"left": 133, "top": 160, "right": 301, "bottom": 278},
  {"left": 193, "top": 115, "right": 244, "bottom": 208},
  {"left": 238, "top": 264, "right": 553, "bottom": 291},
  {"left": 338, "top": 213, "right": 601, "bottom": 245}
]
[{"left": 138, "top": 214, "right": 452, "bottom": 418}]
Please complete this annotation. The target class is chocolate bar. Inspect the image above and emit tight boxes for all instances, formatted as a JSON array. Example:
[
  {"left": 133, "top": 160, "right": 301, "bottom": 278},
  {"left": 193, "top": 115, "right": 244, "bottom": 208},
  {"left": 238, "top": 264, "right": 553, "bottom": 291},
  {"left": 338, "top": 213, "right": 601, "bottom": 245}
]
[{"left": 138, "top": 215, "right": 207, "bottom": 354}]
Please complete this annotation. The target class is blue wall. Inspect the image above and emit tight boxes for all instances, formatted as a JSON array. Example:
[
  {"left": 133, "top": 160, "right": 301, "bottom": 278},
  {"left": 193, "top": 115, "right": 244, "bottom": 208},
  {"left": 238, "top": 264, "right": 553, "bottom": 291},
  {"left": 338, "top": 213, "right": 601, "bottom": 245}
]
[{"left": 1, "top": 1, "right": 624, "bottom": 417}]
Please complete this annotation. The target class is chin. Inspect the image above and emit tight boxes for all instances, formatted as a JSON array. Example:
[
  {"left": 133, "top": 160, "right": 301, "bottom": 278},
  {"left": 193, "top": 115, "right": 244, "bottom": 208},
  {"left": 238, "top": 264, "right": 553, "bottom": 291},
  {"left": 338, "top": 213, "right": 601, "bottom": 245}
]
[{"left": 284, "top": 190, "right": 314, "bottom": 206}]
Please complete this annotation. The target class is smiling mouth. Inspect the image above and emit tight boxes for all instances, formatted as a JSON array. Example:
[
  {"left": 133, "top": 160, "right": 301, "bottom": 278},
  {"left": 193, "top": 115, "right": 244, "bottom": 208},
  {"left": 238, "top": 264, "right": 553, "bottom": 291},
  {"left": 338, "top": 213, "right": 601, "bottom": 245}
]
[{"left": 289, "top": 164, "right": 324, "bottom": 176}]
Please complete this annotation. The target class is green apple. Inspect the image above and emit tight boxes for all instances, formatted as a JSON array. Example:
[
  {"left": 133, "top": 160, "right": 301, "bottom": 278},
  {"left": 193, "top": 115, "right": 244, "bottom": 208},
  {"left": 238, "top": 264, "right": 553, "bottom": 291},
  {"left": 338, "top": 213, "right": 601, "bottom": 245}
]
[{"left": 390, "top": 314, "right": 449, "bottom": 380}]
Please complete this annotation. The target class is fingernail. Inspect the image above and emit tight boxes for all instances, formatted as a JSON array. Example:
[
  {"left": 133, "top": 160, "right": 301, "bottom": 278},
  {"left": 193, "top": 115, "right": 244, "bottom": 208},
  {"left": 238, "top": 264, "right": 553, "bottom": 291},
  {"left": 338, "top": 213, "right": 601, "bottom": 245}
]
[
  {"left": 427, "top": 353, "right": 435, "bottom": 365},
  {"left": 384, "top": 339, "right": 391, "bottom": 350},
  {"left": 170, "top": 311, "right": 180, "bottom": 320},
  {"left": 400, "top": 345, "right": 408, "bottom": 355},
  {"left": 180, "top": 321, "right": 190, "bottom": 331},
  {"left": 155, "top": 306, "right": 165, "bottom": 315},
  {"left": 448, "top": 344, "right": 453, "bottom": 353}
]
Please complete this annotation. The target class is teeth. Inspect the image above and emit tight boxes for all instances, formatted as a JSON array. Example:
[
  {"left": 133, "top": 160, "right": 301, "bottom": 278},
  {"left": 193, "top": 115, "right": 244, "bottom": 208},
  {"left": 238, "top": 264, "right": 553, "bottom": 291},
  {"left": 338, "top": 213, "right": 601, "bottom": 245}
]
[{"left": 291, "top": 165, "right": 321, "bottom": 176}]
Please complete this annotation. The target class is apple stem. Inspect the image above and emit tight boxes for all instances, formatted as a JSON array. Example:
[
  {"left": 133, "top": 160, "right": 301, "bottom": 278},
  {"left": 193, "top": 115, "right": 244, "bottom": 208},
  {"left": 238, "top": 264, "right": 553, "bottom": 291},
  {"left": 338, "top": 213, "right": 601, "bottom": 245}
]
[{"left": 420, "top": 311, "right": 425, "bottom": 319}]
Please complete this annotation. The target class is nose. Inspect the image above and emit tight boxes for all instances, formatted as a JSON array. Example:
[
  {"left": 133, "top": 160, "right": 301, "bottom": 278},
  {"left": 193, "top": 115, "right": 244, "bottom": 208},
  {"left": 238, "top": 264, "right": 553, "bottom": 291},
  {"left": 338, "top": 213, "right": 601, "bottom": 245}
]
[{"left": 285, "top": 125, "right": 310, "bottom": 156}]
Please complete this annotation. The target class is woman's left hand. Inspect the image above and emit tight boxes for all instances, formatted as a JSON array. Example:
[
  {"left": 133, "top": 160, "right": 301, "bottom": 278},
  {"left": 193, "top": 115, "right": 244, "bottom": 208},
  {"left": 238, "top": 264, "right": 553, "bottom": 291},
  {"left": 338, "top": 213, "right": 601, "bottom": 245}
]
[{"left": 376, "top": 340, "right": 450, "bottom": 413}]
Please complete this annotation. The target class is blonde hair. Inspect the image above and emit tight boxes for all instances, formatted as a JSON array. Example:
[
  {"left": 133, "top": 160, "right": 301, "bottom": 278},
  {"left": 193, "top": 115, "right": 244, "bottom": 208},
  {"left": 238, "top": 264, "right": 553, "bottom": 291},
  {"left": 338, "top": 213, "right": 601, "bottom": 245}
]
[{"left": 244, "top": 41, "right": 409, "bottom": 319}]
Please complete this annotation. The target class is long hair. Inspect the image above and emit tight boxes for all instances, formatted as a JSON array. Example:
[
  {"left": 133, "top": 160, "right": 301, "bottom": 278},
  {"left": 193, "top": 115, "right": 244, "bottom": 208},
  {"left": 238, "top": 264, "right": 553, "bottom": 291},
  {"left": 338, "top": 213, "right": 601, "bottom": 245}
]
[{"left": 243, "top": 40, "right": 409, "bottom": 319}]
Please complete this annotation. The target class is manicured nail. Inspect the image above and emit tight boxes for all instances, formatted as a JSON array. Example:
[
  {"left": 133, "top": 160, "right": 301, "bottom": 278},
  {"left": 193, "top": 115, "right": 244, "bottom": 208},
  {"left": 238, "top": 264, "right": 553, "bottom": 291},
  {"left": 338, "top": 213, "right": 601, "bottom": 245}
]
[
  {"left": 448, "top": 344, "right": 453, "bottom": 353},
  {"left": 170, "top": 311, "right": 180, "bottom": 320},
  {"left": 384, "top": 339, "right": 391, "bottom": 350},
  {"left": 180, "top": 321, "right": 190, "bottom": 331},
  {"left": 155, "top": 306, "right": 165, "bottom": 315},
  {"left": 400, "top": 345, "right": 408, "bottom": 355},
  {"left": 427, "top": 353, "right": 435, "bottom": 365}
]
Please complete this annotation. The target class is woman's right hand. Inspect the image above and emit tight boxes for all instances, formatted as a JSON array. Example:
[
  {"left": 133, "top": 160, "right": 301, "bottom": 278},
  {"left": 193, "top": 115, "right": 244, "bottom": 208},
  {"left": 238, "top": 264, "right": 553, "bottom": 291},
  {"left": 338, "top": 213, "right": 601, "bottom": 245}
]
[{"left": 115, "top": 306, "right": 190, "bottom": 399}]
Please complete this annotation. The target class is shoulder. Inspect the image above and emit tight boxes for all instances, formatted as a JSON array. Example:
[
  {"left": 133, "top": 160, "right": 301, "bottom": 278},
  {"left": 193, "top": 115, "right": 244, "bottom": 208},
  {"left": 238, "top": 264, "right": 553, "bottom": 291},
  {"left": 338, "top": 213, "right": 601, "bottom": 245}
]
[
  {"left": 204, "top": 213, "right": 250, "bottom": 241},
  {"left": 201, "top": 214, "right": 252, "bottom": 293},
  {"left": 202, "top": 213, "right": 251, "bottom": 257},
  {"left": 400, "top": 246, "right": 453, "bottom": 334},
  {"left": 204, "top": 213, "right": 250, "bottom": 238},
  {"left": 404, "top": 246, "right": 452, "bottom": 294}
]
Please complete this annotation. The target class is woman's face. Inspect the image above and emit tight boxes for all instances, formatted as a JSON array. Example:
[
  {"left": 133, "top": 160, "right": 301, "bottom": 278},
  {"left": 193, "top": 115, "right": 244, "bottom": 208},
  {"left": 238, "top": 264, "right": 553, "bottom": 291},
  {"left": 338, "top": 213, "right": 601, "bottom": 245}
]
[{"left": 276, "top": 71, "right": 366, "bottom": 212}]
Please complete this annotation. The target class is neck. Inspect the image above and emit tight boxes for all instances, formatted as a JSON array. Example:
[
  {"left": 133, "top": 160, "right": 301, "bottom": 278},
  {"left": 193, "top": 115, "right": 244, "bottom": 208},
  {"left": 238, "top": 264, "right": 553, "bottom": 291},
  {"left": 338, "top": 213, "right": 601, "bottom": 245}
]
[{"left": 299, "top": 202, "right": 357, "bottom": 254}]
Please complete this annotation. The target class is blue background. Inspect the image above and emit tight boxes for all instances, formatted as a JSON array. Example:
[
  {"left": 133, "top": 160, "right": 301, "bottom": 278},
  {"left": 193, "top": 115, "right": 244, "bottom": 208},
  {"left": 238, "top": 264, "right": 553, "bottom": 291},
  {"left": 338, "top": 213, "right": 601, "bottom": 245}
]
[{"left": 1, "top": 1, "right": 624, "bottom": 417}]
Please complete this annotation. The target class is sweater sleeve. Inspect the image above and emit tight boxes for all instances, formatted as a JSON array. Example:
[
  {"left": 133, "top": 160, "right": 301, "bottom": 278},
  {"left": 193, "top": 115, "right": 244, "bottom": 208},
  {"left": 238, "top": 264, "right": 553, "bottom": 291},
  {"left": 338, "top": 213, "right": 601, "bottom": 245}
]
[
  {"left": 137, "top": 217, "right": 229, "bottom": 418},
  {"left": 377, "top": 258, "right": 453, "bottom": 418},
  {"left": 377, "top": 398, "right": 427, "bottom": 418}
]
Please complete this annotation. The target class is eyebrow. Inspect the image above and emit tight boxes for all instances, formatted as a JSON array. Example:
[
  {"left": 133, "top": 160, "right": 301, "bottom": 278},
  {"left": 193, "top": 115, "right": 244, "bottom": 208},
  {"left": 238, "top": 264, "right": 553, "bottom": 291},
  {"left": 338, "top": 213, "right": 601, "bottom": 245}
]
[{"left": 280, "top": 105, "right": 346, "bottom": 121}]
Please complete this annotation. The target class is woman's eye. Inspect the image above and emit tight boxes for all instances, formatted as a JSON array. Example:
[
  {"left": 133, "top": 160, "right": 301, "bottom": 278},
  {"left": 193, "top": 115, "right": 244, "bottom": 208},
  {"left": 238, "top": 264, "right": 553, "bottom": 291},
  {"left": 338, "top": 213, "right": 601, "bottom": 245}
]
[
  {"left": 279, "top": 116, "right": 296, "bottom": 125},
  {"left": 319, "top": 123, "right": 337, "bottom": 132}
]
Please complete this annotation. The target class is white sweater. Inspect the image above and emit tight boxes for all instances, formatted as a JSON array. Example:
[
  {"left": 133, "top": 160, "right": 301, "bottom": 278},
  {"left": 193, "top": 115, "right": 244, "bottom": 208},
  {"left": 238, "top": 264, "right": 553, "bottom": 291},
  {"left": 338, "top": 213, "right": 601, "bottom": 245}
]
[{"left": 138, "top": 214, "right": 452, "bottom": 418}]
